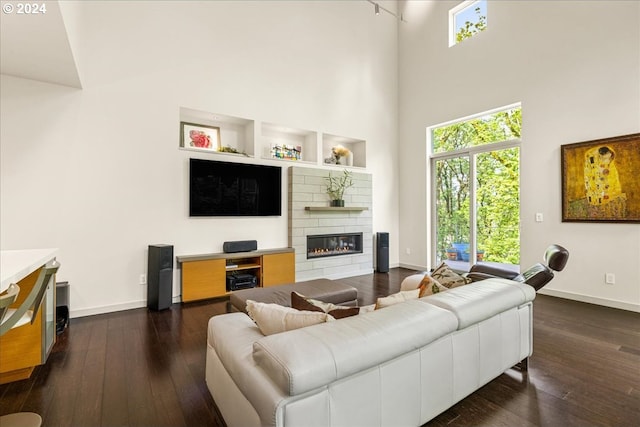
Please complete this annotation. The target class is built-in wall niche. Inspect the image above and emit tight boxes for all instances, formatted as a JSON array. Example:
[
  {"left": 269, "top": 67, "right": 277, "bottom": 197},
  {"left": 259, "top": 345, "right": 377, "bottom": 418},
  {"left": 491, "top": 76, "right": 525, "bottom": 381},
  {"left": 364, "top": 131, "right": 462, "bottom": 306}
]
[
  {"left": 178, "top": 106, "right": 367, "bottom": 169},
  {"left": 322, "top": 133, "right": 366, "bottom": 168},
  {"left": 179, "top": 107, "right": 255, "bottom": 157},
  {"left": 260, "top": 122, "right": 318, "bottom": 164}
]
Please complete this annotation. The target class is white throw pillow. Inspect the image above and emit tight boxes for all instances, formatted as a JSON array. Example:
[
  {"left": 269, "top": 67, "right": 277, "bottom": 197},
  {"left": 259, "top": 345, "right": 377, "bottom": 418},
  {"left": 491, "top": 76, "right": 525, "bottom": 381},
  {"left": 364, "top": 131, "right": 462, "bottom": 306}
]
[
  {"left": 375, "top": 289, "right": 420, "bottom": 309},
  {"left": 358, "top": 304, "right": 376, "bottom": 314},
  {"left": 246, "top": 300, "right": 328, "bottom": 336}
]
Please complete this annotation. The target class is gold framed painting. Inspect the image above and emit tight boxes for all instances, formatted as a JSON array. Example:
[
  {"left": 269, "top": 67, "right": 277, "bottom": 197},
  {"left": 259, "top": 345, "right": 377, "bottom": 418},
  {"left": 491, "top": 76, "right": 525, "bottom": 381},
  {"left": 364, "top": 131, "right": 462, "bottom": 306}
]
[
  {"left": 561, "top": 133, "right": 640, "bottom": 223},
  {"left": 180, "top": 121, "right": 221, "bottom": 152}
]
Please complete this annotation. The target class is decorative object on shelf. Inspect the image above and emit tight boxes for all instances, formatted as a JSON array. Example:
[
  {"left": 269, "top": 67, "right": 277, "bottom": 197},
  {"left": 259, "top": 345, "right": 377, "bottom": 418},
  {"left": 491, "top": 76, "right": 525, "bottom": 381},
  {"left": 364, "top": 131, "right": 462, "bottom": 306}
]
[
  {"left": 446, "top": 248, "right": 458, "bottom": 260},
  {"left": 561, "top": 133, "right": 640, "bottom": 223},
  {"left": 270, "top": 144, "right": 302, "bottom": 161},
  {"left": 325, "top": 169, "right": 354, "bottom": 207},
  {"left": 324, "top": 144, "right": 353, "bottom": 166},
  {"left": 180, "top": 121, "right": 221, "bottom": 152},
  {"left": 219, "top": 145, "right": 248, "bottom": 156}
]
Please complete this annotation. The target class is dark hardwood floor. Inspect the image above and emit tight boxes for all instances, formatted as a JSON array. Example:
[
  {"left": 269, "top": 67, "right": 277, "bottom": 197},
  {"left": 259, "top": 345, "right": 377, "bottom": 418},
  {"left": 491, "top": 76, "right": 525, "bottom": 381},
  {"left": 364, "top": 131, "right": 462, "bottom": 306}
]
[{"left": 1, "top": 268, "right": 638, "bottom": 426}]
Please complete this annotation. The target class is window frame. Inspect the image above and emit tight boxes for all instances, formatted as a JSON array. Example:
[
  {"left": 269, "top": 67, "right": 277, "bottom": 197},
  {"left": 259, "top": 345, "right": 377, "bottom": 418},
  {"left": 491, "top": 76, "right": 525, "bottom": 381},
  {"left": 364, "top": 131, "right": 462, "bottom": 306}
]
[
  {"left": 427, "top": 104, "right": 522, "bottom": 271},
  {"left": 449, "top": 0, "right": 487, "bottom": 47}
]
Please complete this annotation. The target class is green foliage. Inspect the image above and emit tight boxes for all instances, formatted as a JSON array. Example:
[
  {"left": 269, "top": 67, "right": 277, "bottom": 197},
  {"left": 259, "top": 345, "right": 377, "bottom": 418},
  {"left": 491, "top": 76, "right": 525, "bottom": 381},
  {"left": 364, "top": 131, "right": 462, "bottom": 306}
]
[
  {"left": 433, "top": 109, "right": 521, "bottom": 153},
  {"left": 456, "top": 6, "right": 486, "bottom": 43},
  {"left": 433, "top": 108, "right": 521, "bottom": 265},
  {"left": 325, "top": 169, "right": 354, "bottom": 201}
]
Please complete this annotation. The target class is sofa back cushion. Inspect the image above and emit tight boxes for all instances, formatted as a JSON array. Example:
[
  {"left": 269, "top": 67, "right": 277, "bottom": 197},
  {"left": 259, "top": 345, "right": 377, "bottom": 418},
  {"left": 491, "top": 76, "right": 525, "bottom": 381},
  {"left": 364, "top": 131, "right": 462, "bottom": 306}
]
[
  {"left": 423, "top": 278, "right": 536, "bottom": 329},
  {"left": 252, "top": 300, "right": 458, "bottom": 396},
  {"left": 246, "top": 300, "right": 329, "bottom": 336}
]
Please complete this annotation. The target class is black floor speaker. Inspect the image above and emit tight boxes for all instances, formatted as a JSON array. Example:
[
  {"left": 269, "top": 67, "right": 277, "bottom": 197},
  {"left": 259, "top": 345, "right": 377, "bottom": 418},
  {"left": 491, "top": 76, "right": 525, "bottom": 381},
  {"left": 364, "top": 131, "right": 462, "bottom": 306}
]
[
  {"left": 148, "top": 244, "right": 173, "bottom": 310},
  {"left": 376, "top": 232, "right": 389, "bottom": 273}
]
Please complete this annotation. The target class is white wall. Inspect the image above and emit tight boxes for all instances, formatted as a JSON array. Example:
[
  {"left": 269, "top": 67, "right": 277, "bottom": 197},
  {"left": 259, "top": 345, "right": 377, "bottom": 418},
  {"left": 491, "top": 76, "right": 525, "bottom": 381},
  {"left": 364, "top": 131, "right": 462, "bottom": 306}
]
[
  {"left": 0, "top": 1, "right": 400, "bottom": 317},
  {"left": 398, "top": 0, "right": 640, "bottom": 311}
]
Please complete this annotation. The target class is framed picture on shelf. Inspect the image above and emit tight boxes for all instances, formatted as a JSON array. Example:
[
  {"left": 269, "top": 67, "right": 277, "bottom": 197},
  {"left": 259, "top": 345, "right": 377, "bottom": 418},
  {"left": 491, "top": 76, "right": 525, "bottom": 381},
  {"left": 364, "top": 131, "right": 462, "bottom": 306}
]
[
  {"left": 180, "top": 121, "right": 221, "bottom": 152},
  {"left": 561, "top": 133, "right": 640, "bottom": 223}
]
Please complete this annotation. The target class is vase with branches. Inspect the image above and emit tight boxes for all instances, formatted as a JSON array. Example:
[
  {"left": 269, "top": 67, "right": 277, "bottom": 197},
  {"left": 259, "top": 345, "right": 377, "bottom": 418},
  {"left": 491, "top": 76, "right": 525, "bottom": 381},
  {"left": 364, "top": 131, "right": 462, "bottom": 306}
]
[{"left": 325, "top": 169, "right": 354, "bottom": 207}]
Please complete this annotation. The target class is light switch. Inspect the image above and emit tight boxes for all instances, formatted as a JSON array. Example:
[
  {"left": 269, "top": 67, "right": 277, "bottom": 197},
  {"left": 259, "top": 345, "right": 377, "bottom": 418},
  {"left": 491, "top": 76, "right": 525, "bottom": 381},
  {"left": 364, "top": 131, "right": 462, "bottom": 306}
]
[{"left": 535, "top": 213, "right": 544, "bottom": 222}]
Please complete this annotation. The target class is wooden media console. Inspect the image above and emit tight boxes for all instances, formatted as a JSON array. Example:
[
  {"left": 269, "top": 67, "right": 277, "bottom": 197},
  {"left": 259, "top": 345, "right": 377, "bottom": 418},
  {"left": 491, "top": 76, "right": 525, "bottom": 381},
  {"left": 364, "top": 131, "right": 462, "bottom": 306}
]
[{"left": 177, "top": 247, "right": 295, "bottom": 302}]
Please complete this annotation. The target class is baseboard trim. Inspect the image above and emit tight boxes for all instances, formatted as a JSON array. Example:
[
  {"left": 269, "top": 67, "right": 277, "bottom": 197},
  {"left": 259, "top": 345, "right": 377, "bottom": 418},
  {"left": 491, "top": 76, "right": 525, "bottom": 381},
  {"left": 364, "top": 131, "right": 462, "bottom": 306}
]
[
  {"left": 70, "top": 295, "right": 186, "bottom": 318},
  {"left": 70, "top": 300, "right": 146, "bottom": 318},
  {"left": 398, "top": 262, "right": 428, "bottom": 272},
  {"left": 538, "top": 288, "right": 640, "bottom": 313}
]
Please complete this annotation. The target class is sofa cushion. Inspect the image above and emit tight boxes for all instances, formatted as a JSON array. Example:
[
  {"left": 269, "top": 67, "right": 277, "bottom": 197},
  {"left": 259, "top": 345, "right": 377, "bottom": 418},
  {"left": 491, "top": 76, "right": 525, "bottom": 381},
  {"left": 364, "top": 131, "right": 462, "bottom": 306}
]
[
  {"left": 400, "top": 274, "right": 448, "bottom": 297},
  {"left": 421, "top": 278, "right": 536, "bottom": 329},
  {"left": 431, "top": 262, "right": 472, "bottom": 288},
  {"left": 246, "top": 300, "right": 328, "bottom": 336},
  {"left": 417, "top": 275, "right": 448, "bottom": 297},
  {"left": 291, "top": 291, "right": 360, "bottom": 319},
  {"left": 252, "top": 299, "right": 458, "bottom": 396},
  {"left": 327, "top": 306, "right": 361, "bottom": 319},
  {"left": 375, "top": 289, "right": 420, "bottom": 309},
  {"left": 230, "top": 279, "right": 358, "bottom": 312},
  {"left": 290, "top": 291, "right": 324, "bottom": 312}
]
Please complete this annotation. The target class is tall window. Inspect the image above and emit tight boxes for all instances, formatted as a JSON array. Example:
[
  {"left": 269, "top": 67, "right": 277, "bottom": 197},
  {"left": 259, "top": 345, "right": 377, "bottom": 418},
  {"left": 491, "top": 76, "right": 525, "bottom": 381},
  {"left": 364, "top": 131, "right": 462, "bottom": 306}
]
[
  {"left": 450, "top": 0, "right": 487, "bottom": 46},
  {"left": 429, "top": 105, "right": 521, "bottom": 271}
]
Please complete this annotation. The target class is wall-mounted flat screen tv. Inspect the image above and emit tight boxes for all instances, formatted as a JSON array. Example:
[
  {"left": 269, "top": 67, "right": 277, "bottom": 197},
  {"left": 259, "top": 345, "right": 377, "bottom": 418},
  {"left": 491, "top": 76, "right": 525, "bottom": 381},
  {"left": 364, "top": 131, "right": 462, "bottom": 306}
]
[{"left": 189, "top": 158, "right": 282, "bottom": 217}]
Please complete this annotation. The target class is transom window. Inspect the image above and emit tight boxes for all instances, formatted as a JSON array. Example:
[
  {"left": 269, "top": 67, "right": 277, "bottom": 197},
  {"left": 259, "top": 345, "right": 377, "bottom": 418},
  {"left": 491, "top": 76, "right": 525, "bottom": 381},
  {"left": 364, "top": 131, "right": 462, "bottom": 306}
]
[
  {"left": 449, "top": 0, "right": 487, "bottom": 46},
  {"left": 432, "top": 106, "right": 521, "bottom": 153}
]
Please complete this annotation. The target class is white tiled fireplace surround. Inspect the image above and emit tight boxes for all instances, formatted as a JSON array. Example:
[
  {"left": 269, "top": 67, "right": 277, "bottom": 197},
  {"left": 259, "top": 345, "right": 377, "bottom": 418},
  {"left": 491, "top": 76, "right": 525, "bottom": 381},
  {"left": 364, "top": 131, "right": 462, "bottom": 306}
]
[{"left": 288, "top": 166, "right": 373, "bottom": 281}]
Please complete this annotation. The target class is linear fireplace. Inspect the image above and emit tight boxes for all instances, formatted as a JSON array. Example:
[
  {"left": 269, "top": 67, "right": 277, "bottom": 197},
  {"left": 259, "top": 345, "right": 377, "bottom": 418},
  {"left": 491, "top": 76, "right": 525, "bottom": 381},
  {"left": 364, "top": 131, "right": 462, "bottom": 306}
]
[{"left": 307, "top": 232, "right": 363, "bottom": 259}]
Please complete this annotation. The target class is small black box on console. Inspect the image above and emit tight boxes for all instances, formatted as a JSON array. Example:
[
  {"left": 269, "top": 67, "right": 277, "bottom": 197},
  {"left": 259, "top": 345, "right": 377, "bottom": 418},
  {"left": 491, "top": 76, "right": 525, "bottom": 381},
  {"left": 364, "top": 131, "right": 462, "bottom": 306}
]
[
  {"left": 223, "top": 240, "right": 258, "bottom": 253},
  {"left": 226, "top": 273, "right": 258, "bottom": 291}
]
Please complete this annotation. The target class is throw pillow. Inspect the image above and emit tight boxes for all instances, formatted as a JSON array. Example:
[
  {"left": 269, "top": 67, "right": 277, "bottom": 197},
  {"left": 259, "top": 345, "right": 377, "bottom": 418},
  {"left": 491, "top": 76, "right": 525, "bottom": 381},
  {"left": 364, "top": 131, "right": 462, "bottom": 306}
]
[
  {"left": 430, "top": 262, "right": 472, "bottom": 288},
  {"left": 417, "top": 274, "right": 448, "bottom": 297},
  {"left": 290, "top": 291, "right": 325, "bottom": 313},
  {"left": 358, "top": 304, "right": 376, "bottom": 314},
  {"left": 246, "top": 300, "right": 328, "bottom": 336},
  {"left": 291, "top": 292, "right": 360, "bottom": 319},
  {"left": 327, "top": 306, "right": 361, "bottom": 319},
  {"left": 375, "top": 288, "right": 420, "bottom": 309}
]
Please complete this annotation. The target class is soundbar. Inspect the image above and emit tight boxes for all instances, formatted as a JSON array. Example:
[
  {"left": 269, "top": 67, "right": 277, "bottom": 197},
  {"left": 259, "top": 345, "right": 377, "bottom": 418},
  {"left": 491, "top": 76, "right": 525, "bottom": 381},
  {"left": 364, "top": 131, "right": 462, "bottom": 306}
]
[{"left": 223, "top": 240, "right": 258, "bottom": 253}]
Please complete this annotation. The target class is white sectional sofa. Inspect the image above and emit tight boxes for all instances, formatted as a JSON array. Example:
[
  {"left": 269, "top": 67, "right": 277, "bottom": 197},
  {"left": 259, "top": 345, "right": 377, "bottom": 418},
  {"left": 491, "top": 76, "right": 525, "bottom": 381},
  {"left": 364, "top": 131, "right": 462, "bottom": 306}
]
[{"left": 205, "top": 278, "right": 536, "bottom": 427}]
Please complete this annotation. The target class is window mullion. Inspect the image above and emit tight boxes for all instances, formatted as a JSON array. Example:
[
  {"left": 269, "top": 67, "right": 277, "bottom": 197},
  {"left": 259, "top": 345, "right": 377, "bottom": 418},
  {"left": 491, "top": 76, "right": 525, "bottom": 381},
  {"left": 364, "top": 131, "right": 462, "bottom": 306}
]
[{"left": 470, "top": 153, "right": 477, "bottom": 268}]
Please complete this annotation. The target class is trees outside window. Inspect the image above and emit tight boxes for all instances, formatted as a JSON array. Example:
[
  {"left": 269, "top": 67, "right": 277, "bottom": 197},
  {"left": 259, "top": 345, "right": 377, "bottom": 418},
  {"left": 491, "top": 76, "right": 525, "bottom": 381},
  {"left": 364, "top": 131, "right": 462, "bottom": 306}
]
[
  {"left": 430, "top": 107, "right": 521, "bottom": 269},
  {"left": 450, "top": 0, "right": 487, "bottom": 46}
]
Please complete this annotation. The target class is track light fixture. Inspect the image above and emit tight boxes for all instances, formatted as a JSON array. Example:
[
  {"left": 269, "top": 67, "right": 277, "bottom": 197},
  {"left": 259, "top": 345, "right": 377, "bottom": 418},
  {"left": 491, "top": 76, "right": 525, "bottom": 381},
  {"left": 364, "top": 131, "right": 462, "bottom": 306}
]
[{"left": 366, "top": 1, "right": 406, "bottom": 22}]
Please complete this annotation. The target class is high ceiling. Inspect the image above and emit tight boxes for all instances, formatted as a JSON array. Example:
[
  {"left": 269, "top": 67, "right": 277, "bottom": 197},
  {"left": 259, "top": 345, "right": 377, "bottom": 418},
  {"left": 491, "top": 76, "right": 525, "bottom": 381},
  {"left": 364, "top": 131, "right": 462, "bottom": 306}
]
[{"left": 0, "top": 0, "right": 82, "bottom": 88}]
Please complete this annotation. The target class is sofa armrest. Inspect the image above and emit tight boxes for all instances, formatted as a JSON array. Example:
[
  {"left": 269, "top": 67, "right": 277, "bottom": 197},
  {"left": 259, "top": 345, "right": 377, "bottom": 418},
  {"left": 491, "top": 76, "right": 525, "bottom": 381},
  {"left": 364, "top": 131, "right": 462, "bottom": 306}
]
[
  {"left": 465, "top": 271, "right": 502, "bottom": 282},
  {"left": 468, "top": 264, "right": 519, "bottom": 280},
  {"left": 400, "top": 273, "right": 425, "bottom": 291}
]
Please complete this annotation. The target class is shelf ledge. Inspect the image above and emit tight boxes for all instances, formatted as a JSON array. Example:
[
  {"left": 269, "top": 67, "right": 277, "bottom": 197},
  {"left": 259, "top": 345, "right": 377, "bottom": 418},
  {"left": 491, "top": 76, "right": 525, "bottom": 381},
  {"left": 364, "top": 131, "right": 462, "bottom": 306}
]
[{"left": 304, "top": 206, "right": 369, "bottom": 212}]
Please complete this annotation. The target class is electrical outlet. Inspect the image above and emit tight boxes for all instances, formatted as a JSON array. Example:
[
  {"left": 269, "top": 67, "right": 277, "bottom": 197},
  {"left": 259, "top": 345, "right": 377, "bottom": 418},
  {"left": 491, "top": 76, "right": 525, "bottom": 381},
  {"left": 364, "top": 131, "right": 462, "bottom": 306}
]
[
  {"left": 139, "top": 274, "right": 147, "bottom": 285},
  {"left": 535, "top": 213, "right": 544, "bottom": 222},
  {"left": 406, "top": 248, "right": 411, "bottom": 255},
  {"left": 605, "top": 273, "right": 615, "bottom": 285}
]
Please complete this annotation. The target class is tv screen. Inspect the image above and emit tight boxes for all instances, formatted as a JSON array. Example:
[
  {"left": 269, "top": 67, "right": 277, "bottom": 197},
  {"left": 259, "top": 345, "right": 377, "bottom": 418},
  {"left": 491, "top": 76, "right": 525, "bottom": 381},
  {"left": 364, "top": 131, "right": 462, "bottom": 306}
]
[{"left": 189, "top": 158, "right": 282, "bottom": 217}]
